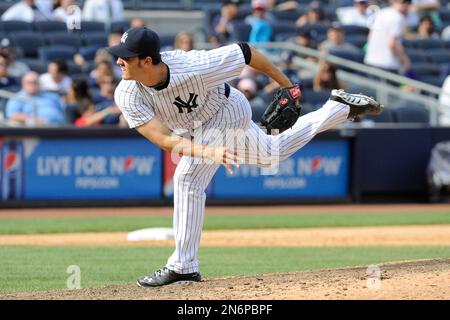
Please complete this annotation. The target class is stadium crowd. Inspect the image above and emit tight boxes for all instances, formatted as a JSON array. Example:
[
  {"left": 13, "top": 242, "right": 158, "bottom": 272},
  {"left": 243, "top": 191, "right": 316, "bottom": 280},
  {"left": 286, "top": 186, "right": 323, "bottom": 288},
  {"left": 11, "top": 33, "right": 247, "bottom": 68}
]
[{"left": 0, "top": 0, "right": 449, "bottom": 126}]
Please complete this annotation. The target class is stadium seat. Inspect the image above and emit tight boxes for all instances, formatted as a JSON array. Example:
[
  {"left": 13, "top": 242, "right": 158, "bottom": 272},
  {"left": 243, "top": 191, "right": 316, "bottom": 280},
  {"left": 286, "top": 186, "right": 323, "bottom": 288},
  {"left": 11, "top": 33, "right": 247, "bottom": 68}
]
[
  {"left": 38, "top": 45, "right": 76, "bottom": 62},
  {"left": 299, "top": 23, "right": 330, "bottom": 43},
  {"left": 19, "top": 58, "right": 47, "bottom": 74},
  {"left": 410, "top": 63, "right": 441, "bottom": 78},
  {"left": 392, "top": 100, "right": 430, "bottom": 123},
  {"left": 329, "top": 48, "right": 365, "bottom": 63},
  {"left": 301, "top": 89, "right": 330, "bottom": 109},
  {"left": 46, "top": 32, "right": 83, "bottom": 49},
  {"left": 415, "top": 38, "right": 445, "bottom": 50},
  {"left": 346, "top": 85, "right": 377, "bottom": 98},
  {"left": 159, "top": 34, "right": 177, "bottom": 48},
  {"left": 230, "top": 22, "right": 251, "bottom": 42},
  {"left": 110, "top": 20, "right": 130, "bottom": 33},
  {"left": 9, "top": 33, "right": 46, "bottom": 58},
  {"left": 33, "top": 21, "right": 67, "bottom": 34},
  {"left": 340, "top": 24, "right": 369, "bottom": 36},
  {"left": 271, "top": 22, "right": 297, "bottom": 41},
  {"left": 345, "top": 34, "right": 367, "bottom": 49},
  {"left": 78, "top": 21, "right": 106, "bottom": 33},
  {"left": 416, "top": 75, "right": 445, "bottom": 87},
  {"left": 0, "top": 20, "right": 33, "bottom": 34},
  {"left": 402, "top": 39, "right": 419, "bottom": 49},
  {"left": 405, "top": 49, "right": 428, "bottom": 63},
  {"left": 271, "top": 9, "right": 306, "bottom": 22},
  {"left": 80, "top": 32, "right": 108, "bottom": 47},
  {"left": 428, "top": 48, "right": 450, "bottom": 64},
  {"left": 364, "top": 107, "right": 395, "bottom": 123},
  {"left": 78, "top": 45, "right": 101, "bottom": 61}
]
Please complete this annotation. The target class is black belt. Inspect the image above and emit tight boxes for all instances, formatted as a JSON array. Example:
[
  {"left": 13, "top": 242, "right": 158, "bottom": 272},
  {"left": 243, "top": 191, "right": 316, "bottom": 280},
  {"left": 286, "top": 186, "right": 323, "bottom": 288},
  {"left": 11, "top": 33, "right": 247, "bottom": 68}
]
[{"left": 224, "top": 83, "right": 230, "bottom": 98}]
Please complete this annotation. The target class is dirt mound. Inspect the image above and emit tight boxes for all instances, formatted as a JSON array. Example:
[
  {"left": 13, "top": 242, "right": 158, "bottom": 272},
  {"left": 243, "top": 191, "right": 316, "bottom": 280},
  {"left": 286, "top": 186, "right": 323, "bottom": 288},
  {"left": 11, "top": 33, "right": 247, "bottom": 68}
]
[{"left": 2, "top": 259, "right": 449, "bottom": 300}]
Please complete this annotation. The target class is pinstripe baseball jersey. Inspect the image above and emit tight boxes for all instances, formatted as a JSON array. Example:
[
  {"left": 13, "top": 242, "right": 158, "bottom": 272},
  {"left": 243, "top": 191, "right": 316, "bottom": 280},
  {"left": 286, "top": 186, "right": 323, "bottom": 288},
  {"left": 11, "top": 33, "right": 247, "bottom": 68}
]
[{"left": 115, "top": 44, "right": 246, "bottom": 132}]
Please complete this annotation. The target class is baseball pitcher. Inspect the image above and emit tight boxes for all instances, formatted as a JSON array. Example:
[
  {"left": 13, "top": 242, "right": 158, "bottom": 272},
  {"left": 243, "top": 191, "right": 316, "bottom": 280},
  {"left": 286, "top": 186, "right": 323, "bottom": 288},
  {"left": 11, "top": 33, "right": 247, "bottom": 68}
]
[{"left": 107, "top": 27, "right": 382, "bottom": 287}]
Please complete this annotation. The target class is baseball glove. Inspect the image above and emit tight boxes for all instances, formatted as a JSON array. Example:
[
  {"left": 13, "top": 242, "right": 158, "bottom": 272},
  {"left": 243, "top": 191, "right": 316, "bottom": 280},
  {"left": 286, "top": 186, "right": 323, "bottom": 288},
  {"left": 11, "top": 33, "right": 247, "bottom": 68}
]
[{"left": 260, "top": 84, "right": 302, "bottom": 134}]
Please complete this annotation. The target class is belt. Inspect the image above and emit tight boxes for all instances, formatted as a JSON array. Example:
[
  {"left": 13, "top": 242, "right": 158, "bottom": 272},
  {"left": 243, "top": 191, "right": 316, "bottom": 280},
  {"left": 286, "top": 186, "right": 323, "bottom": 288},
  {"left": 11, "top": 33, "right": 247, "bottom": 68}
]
[{"left": 224, "top": 83, "right": 230, "bottom": 98}]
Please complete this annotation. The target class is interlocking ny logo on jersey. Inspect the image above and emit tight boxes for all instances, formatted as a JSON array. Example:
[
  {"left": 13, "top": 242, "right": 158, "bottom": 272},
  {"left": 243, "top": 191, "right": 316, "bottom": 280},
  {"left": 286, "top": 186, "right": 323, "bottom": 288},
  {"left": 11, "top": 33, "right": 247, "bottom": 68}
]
[{"left": 173, "top": 93, "right": 199, "bottom": 113}]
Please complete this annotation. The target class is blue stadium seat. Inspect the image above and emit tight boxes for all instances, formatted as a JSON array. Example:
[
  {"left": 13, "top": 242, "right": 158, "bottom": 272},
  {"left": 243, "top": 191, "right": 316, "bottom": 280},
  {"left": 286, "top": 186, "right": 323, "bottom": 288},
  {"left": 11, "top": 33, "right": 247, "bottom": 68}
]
[
  {"left": 9, "top": 33, "right": 46, "bottom": 58},
  {"left": 110, "top": 20, "right": 130, "bottom": 33},
  {"left": 0, "top": 20, "right": 33, "bottom": 34},
  {"left": 340, "top": 25, "right": 369, "bottom": 36},
  {"left": 405, "top": 49, "right": 428, "bottom": 63},
  {"left": 38, "top": 45, "right": 76, "bottom": 62},
  {"left": 329, "top": 48, "right": 365, "bottom": 63},
  {"left": 301, "top": 89, "right": 330, "bottom": 109},
  {"left": 364, "top": 107, "right": 395, "bottom": 123},
  {"left": 230, "top": 21, "right": 252, "bottom": 42},
  {"left": 78, "top": 45, "right": 101, "bottom": 61},
  {"left": 428, "top": 48, "right": 450, "bottom": 64},
  {"left": 271, "top": 22, "right": 297, "bottom": 41},
  {"left": 46, "top": 32, "right": 83, "bottom": 49},
  {"left": 410, "top": 62, "right": 441, "bottom": 77},
  {"left": 416, "top": 75, "right": 445, "bottom": 87},
  {"left": 19, "top": 58, "right": 47, "bottom": 74},
  {"left": 392, "top": 100, "right": 430, "bottom": 123},
  {"left": 159, "top": 34, "right": 176, "bottom": 48},
  {"left": 271, "top": 9, "right": 305, "bottom": 22},
  {"left": 78, "top": 21, "right": 106, "bottom": 33},
  {"left": 415, "top": 38, "right": 445, "bottom": 50},
  {"left": 33, "top": 21, "right": 67, "bottom": 33},
  {"left": 402, "top": 39, "right": 419, "bottom": 49},
  {"left": 80, "top": 32, "right": 108, "bottom": 47},
  {"left": 345, "top": 34, "right": 367, "bottom": 49},
  {"left": 299, "top": 23, "right": 330, "bottom": 43},
  {"left": 346, "top": 85, "right": 376, "bottom": 98}
]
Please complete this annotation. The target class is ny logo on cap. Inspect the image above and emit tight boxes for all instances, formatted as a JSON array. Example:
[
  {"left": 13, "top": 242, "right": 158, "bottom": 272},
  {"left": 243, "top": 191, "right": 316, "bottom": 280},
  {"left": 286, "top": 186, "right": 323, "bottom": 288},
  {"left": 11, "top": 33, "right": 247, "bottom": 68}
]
[{"left": 121, "top": 32, "right": 128, "bottom": 43}]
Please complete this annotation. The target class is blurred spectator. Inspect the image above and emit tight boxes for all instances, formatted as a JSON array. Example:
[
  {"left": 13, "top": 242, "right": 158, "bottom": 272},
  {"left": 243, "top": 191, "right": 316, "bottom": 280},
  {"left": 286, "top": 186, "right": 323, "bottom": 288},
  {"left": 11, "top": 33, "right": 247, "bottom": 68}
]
[
  {"left": 52, "top": 0, "right": 77, "bottom": 24},
  {"left": 6, "top": 71, "right": 66, "bottom": 125},
  {"left": 0, "top": 44, "right": 30, "bottom": 79},
  {"left": 237, "top": 77, "right": 266, "bottom": 121},
  {"left": 313, "top": 61, "right": 345, "bottom": 91},
  {"left": 407, "top": 0, "right": 441, "bottom": 30},
  {"left": 130, "top": 18, "right": 145, "bottom": 28},
  {"left": 296, "top": 6, "right": 327, "bottom": 27},
  {"left": 39, "top": 59, "right": 72, "bottom": 95},
  {"left": 82, "top": 0, "right": 123, "bottom": 26},
  {"left": 319, "top": 24, "right": 361, "bottom": 53},
  {"left": 35, "top": 0, "right": 54, "bottom": 19},
  {"left": 439, "top": 75, "right": 450, "bottom": 125},
  {"left": 108, "top": 32, "right": 122, "bottom": 47},
  {"left": 337, "top": 0, "right": 374, "bottom": 27},
  {"left": 89, "top": 73, "right": 121, "bottom": 125},
  {"left": 1, "top": 0, "right": 49, "bottom": 22},
  {"left": 245, "top": 0, "right": 273, "bottom": 43},
  {"left": 364, "top": 0, "right": 411, "bottom": 74},
  {"left": 64, "top": 78, "right": 94, "bottom": 124},
  {"left": 406, "top": 15, "right": 439, "bottom": 39},
  {"left": 174, "top": 32, "right": 194, "bottom": 52},
  {"left": 211, "top": 0, "right": 241, "bottom": 46},
  {"left": 0, "top": 53, "right": 18, "bottom": 91}
]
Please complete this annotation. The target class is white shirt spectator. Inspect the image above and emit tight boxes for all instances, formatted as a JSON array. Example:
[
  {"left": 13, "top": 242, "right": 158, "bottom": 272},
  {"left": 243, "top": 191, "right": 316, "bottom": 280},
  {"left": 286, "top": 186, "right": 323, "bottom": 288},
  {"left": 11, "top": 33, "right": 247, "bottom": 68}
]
[
  {"left": 39, "top": 73, "right": 72, "bottom": 94},
  {"left": 337, "top": 0, "right": 374, "bottom": 28},
  {"left": 1, "top": 0, "right": 48, "bottom": 22},
  {"left": 439, "top": 75, "right": 450, "bottom": 125},
  {"left": 82, "top": 0, "right": 123, "bottom": 25},
  {"left": 364, "top": 6, "right": 407, "bottom": 70}
]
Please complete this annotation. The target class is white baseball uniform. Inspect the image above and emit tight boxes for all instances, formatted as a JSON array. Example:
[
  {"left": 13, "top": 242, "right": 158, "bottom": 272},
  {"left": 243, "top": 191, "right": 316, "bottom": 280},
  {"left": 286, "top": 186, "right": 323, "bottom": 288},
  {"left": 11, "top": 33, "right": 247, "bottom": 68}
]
[{"left": 115, "top": 44, "right": 350, "bottom": 274}]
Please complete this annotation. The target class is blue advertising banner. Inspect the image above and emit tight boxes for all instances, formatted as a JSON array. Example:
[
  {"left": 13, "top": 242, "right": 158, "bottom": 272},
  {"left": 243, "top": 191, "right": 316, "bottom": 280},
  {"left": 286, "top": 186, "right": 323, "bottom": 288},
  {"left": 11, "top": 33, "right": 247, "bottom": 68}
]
[
  {"left": 212, "top": 140, "right": 349, "bottom": 198},
  {"left": 18, "top": 137, "right": 162, "bottom": 200}
]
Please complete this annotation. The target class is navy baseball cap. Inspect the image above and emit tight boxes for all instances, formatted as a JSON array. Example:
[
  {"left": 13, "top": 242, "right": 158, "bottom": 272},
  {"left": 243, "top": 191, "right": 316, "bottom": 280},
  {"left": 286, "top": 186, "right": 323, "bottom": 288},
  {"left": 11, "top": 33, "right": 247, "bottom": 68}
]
[{"left": 107, "top": 27, "right": 160, "bottom": 59}]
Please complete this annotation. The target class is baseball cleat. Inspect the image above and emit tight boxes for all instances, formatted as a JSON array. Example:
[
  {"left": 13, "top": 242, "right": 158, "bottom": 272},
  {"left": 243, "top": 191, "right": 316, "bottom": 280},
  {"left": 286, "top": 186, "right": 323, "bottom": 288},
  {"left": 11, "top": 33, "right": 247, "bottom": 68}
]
[
  {"left": 137, "top": 267, "right": 201, "bottom": 287},
  {"left": 329, "top": 89, "right": 383, "bottom": 119}
]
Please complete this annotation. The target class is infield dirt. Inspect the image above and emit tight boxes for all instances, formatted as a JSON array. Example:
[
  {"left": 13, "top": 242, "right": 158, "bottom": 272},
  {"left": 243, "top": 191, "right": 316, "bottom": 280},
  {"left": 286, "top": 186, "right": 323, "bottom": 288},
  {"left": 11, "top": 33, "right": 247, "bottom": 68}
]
[{"left": 1, "top": 259, "right": 449, "bottom": 300}]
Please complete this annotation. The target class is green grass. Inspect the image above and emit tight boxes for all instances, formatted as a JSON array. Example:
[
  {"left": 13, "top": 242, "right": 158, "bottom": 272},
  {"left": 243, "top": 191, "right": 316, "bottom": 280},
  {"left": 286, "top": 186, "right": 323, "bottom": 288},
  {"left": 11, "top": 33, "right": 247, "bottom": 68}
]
[
  {"left": 0, "top": 246, "right": 449, "bottom": 293},
  {"left": 0, "top": 212, "right": 450, "bottom": 234}
]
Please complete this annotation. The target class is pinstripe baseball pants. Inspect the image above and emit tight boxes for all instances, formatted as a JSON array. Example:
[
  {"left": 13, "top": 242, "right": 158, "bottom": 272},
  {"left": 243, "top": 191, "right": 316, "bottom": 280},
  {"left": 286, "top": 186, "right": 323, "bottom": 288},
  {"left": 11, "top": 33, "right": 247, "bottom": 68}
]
[{"left": 166, "top": 87, "right": 350, "bottom": 273}]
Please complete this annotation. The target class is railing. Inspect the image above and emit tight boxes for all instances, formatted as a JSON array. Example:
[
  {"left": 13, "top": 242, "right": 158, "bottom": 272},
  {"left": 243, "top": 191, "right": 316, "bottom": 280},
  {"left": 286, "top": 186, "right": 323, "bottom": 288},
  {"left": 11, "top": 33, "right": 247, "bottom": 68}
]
[{"left": 253, "top": 41, "right": 445, "bottom": 126}]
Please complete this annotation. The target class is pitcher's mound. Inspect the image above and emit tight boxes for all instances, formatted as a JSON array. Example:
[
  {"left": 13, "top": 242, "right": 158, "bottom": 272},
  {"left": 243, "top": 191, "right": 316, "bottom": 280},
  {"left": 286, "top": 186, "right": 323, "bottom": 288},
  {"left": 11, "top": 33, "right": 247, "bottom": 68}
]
[{"left": 2, "top": 258, "right": 449, "bottom": 300}]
